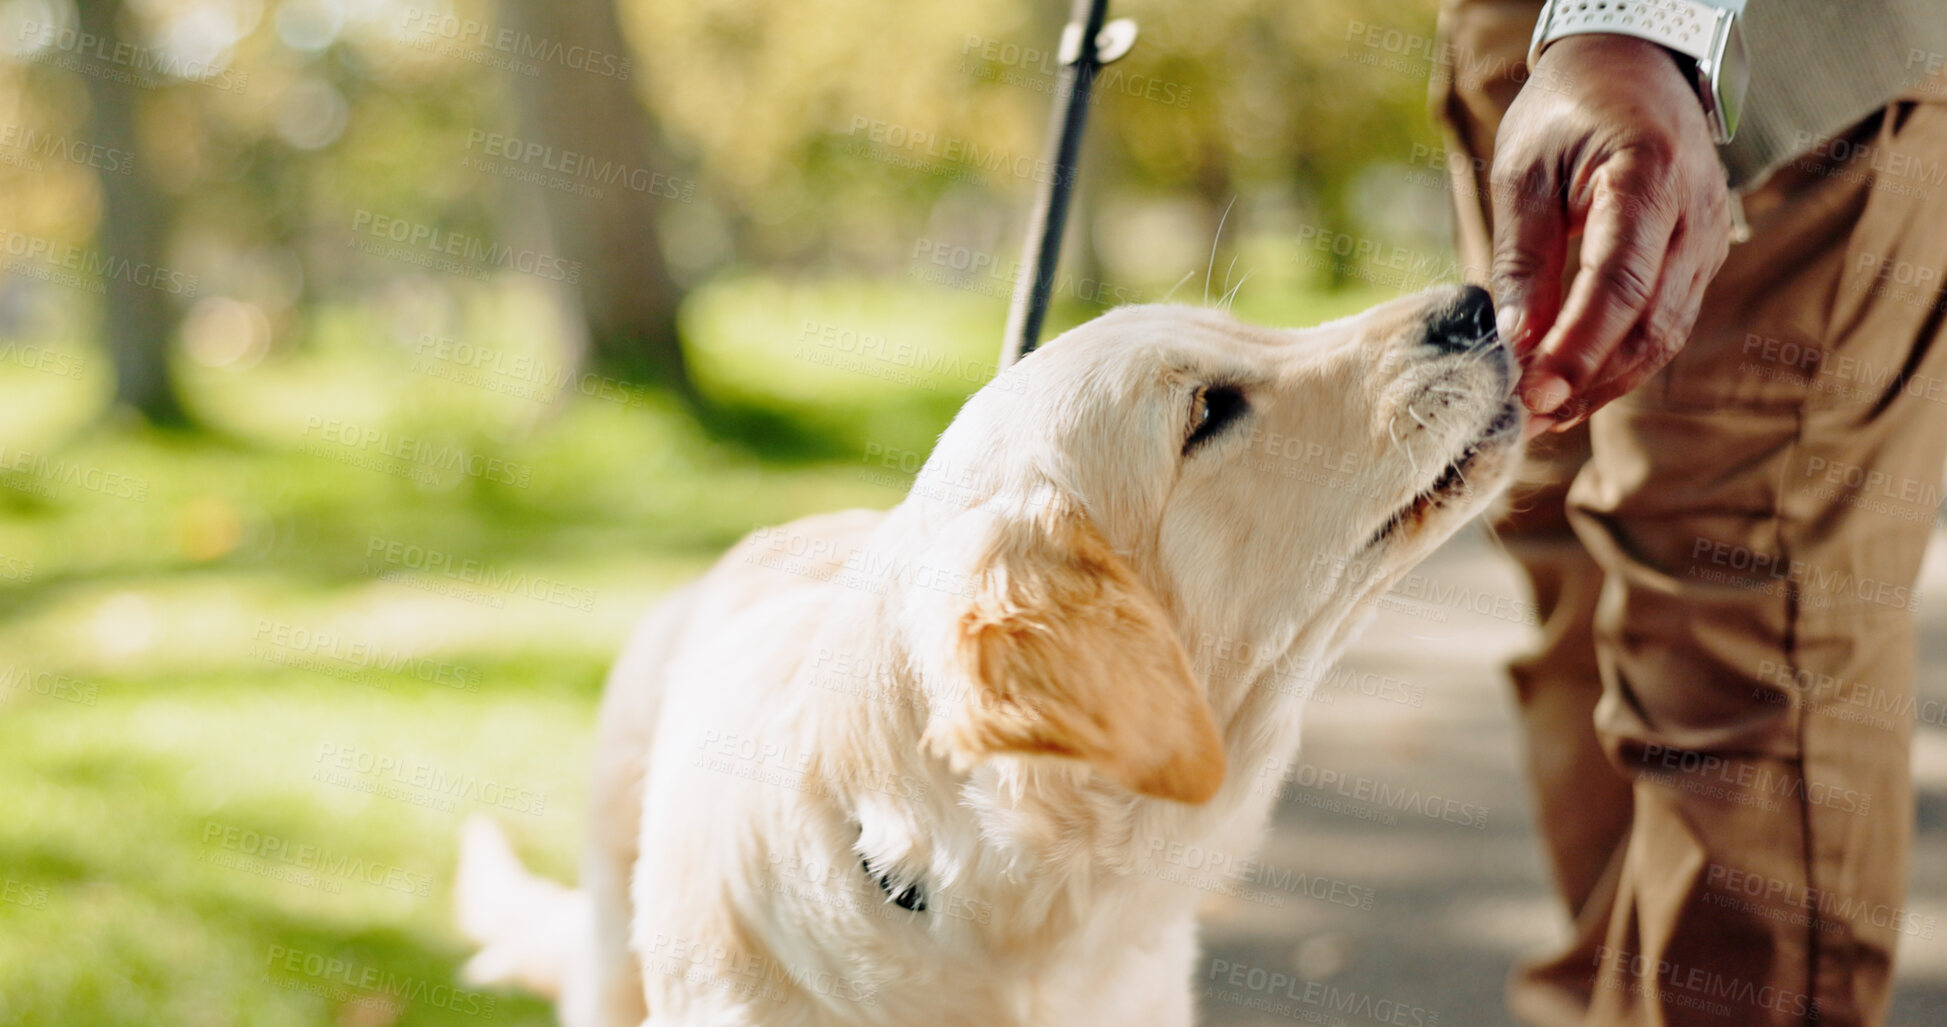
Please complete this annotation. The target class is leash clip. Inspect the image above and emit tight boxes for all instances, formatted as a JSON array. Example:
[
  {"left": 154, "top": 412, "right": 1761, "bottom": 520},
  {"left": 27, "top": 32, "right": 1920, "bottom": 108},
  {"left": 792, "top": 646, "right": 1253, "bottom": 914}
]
[{"left": 1059, "top": 17, "right": 1138, "bottom": 66}]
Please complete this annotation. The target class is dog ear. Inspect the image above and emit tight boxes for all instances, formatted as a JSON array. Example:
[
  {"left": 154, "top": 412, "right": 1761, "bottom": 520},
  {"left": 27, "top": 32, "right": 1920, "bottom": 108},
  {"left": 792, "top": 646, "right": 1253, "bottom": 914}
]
[{"left": 910, "top": 497, "right": 1225, "bottom": 804}]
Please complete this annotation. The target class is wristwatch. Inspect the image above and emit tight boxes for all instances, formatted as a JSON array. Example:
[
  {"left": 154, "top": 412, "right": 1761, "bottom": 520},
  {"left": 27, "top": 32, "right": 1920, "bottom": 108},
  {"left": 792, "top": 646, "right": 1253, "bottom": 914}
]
[{"left": 1528, "top": 0, "right": 1750, "bottom": 145}]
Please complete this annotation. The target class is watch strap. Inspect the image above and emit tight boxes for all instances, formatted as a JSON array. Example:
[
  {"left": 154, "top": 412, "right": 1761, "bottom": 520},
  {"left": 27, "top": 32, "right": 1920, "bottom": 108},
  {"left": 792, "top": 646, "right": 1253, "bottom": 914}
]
[{"left": 1530, "top": 0, "right": 1724, "bottom": 68}]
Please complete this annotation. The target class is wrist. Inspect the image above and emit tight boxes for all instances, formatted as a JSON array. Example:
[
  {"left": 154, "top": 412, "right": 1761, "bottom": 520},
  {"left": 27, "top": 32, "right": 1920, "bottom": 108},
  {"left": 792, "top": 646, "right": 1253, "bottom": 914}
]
[
  {"left": 1532, "top": 34, "right": 1693, "bottom": 92},
  {"left": 1528, "top": 0, "right": 1747, "bottom": 143}
]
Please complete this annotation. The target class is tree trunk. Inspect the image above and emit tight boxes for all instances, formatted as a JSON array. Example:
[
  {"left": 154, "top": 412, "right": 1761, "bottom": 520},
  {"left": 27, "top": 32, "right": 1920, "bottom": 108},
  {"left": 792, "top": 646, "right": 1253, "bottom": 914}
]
[
  {"left": 74, "top": 0, "right": 187, "bottom": 425},
  {"left": 494, "top": 0, "right": 696, "bottom": 406}
]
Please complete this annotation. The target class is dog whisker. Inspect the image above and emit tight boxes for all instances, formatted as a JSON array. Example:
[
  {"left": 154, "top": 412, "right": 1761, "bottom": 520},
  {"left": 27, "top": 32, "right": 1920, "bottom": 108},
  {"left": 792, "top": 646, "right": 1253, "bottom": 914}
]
[
  {"left": 1387, "top": 414, "right": 1420, "bottom": 479},
  {"left": 1204, "top": 195, "right": 1237, "bottom": 307},
  {"left": 1481, "top": 512, "right": 1521, "bottom": 567},
  {"left": 1217, "top": 253, "right": 1239, "bottom": 309},
  {"left": 1405, "top": 404, "right": 1438, "bottom": 435},
  {"left": 1221, "top": 270, "right": 1254, "bottom": 311},
  {"left": 1159, "top": 268, "right": 1198, "bottom": 305}
]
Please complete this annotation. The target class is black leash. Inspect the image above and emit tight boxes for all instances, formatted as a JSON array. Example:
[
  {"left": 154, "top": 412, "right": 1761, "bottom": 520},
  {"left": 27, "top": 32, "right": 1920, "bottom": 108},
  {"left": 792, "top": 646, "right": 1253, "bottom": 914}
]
[
  {"left": 868, "top": 7, "right": 1135, "bottom": 911},
  {"left": 999, "top": 0, "right": 1137, "bottom": 368}
]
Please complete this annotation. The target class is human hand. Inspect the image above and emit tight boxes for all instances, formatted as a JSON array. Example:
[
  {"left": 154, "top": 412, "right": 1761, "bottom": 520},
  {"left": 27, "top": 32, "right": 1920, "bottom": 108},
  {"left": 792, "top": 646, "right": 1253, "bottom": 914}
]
[{"left": 1489, "top": 34, "right": 1733, "bottom": 436}]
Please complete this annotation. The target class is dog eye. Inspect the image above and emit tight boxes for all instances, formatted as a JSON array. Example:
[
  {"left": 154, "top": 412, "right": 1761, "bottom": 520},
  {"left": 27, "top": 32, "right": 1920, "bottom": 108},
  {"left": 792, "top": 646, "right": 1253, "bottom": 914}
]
[{"left": 1185, "top": 384, "right": 1248, "bottom": 452}]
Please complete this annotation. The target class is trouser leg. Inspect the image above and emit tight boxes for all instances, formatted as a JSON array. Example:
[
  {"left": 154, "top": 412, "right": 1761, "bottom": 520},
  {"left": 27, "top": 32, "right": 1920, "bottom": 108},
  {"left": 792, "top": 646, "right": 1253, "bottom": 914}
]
[
  {"left": 1433, "top": 3, "right": 1947, "bottom": 1022},
  {"left": 1492, "top": 426, "right": 1639, "bottom": 1026},
  {"left": 1568, "top": 100, "right": 1947, "bottom": 1027}
]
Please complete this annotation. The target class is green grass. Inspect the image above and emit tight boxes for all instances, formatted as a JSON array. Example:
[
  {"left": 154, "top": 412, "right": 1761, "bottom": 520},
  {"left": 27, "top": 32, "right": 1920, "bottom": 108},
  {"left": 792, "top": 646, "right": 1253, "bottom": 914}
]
[{"left": 0, "top": 272, "right": 1400, "bottom": 1026}]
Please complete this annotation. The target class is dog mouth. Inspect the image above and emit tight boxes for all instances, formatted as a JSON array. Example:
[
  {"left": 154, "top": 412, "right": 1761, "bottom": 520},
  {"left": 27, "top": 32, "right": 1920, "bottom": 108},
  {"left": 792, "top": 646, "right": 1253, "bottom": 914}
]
[{"left": 1365, "top": 398, "right": 1522, "bottom": 548}]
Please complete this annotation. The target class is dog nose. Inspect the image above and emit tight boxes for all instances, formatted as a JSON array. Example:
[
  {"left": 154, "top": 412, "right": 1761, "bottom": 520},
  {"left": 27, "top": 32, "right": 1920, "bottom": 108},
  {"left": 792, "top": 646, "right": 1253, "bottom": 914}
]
[{"left": 1423, "top": 285, "right": 1496, "bottom": 352}]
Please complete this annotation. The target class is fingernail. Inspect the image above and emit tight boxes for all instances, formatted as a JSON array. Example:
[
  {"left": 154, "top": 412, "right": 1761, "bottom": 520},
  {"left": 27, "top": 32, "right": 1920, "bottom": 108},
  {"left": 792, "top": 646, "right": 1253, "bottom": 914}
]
[
  {"left": 1549, "top": 417, "right": 1580, "bottom": 433},
  {"left": 1522, "top": 416, "right": 1556, "bottom": 441},
  {"left": 1496, "top": 304, "right": 1522, "bottom": 345},
  {"left": 1521, "top": 372, "right": 1572, "bottom": 415}
]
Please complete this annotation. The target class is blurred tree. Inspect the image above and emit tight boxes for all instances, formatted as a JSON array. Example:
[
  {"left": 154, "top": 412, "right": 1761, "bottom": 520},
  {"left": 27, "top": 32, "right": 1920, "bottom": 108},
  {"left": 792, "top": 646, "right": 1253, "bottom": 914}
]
[
  {"left": 75, "top": 0, "right": 186, "bottom": 425},
  {"left": 6, "top": 0, "right": 1448, "bottom": 438},
  {"left": 611, "top": 0, "right": 1443, "bottom": 292},
  {"left": 495, "top": 0, "right": 696, "bottom": 405}
]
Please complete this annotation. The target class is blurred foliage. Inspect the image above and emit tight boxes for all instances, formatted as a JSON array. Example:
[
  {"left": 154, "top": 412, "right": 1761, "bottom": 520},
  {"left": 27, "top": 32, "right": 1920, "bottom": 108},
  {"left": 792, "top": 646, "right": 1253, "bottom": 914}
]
[{"left": 0, "top": 0, "right": 1451, "bottom": 391}]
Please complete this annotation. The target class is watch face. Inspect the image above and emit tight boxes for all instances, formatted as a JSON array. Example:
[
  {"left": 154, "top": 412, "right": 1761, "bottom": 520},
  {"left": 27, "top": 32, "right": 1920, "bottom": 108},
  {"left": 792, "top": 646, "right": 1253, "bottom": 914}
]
[{"left": 1714, "top": 19, "right": 1750, "bottom": 142}]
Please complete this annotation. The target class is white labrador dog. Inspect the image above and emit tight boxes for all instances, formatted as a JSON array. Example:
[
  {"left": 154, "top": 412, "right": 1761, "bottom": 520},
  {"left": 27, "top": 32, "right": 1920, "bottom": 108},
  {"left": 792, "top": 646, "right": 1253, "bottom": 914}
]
[{"left": 457, "top": 285, "right": 1523, "bottom": 1026}]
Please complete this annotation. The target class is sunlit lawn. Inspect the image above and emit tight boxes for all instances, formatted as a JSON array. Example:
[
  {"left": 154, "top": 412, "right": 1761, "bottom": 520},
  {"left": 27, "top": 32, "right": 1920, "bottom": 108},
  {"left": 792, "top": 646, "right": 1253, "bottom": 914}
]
[{"left": 0, "top": 272, "right": 1395, "bottom": 1026}]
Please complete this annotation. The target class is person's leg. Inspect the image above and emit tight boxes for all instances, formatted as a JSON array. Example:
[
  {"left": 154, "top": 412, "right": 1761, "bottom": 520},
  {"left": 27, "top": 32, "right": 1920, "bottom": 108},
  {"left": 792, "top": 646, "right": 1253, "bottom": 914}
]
[
  {"left": 1431, "top": 5, "right": 1635, "bottom": 1019},
  {"left": 1496, "top": 429, "right": 1641, "bottom": 1025},
  {"left": 1435, "top": 3, "right": 1947, "bottom": 1022},
  {"left": 1571, "top": 97, "right": 1947, "bottom": 1026}
]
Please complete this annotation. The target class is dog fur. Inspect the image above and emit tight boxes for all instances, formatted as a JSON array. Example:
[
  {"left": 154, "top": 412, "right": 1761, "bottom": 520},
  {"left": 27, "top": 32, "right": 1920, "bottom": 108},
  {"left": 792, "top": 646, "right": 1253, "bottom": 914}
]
[{"left": 457, "top": 287, "right": 1523, "bottom": 1026}]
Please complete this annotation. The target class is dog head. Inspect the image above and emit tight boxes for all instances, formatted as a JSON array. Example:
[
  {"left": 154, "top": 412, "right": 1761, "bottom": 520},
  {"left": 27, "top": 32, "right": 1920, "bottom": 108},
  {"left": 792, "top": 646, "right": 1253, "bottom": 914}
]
[{"left": 898, "top": 285, "right": 1522, "bottom": 804}]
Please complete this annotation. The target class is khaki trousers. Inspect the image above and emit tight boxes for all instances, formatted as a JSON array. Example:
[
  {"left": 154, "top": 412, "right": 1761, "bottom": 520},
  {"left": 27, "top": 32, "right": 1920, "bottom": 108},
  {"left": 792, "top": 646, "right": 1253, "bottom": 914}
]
[{"left": 1434, "top": 4, "right": 1947, "bottom": 1023}]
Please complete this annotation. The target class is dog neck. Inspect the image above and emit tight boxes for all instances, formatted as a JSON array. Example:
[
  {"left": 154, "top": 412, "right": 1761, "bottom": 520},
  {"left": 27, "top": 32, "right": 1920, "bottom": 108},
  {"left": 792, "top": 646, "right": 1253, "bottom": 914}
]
[{"left": 805, "top": 516, "right": 1371, "bottom": 954}]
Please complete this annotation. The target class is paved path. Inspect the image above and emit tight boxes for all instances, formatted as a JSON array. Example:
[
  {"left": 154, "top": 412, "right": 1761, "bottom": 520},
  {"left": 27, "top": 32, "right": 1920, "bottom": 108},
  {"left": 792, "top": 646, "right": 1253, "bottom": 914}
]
[{"left": 1198, "top": 528, "right": 1947, "bottom": 1027}]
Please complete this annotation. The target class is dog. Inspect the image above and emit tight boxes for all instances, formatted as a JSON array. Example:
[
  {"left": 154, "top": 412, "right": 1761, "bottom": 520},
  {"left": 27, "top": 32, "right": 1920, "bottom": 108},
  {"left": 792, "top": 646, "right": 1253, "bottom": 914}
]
[{"left": 456, "top": 284, "right": 1523, "bottom": 1026}]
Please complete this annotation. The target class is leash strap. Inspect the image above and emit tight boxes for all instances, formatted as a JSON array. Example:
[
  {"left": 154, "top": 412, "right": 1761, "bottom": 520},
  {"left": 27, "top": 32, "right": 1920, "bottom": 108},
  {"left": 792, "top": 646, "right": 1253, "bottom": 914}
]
[{"left": 999, "top": 0, "right": 1136, "bottom": 367}]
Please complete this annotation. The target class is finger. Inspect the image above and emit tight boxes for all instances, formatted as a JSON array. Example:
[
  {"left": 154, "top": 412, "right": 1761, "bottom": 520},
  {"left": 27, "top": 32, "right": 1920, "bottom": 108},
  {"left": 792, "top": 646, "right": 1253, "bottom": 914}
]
[
  {"left": 1487, "top": 158, "right": 1569, "bottom": 361},
  {"left": 1523, "top": 152, "right": 1681, "bottom": 414},
  {"left": 1547, "top": 250, "right": 1712, "bottom": 430},
  {"left": 1553, "top": 179, "right": 1730, "bottom": 428}
]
